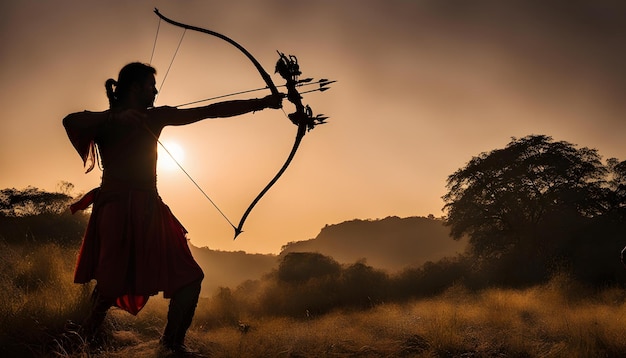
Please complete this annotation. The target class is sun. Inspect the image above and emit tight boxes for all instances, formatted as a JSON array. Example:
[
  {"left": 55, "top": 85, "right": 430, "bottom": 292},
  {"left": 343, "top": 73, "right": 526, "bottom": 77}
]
[{"left": 157, "top": 141, "right": 185, "bottom": 171}]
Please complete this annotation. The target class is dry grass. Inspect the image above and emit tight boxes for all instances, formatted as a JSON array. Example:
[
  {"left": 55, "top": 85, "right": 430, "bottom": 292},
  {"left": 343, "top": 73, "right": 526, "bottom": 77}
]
[
  {"left": 2, "top": 242, "right": 626, "bottom": 357},
  {"left": 56, "top": 281, "right": 626, "bottom": 357}
]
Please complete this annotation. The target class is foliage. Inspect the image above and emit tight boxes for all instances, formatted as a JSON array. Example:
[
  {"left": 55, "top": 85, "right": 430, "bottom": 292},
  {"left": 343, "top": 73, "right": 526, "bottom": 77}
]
[
  {"left": 442, "top": 135, "right": 626, "bottom": 286},
  {"left": 277, "top": 252, "right": 341, "bottom": 284},
  {"left": 0, "top": 183, "right": 74, "bottom": 217},
  {"left": 255, "top": 253, "right": 380, "bottom": 317},
  {"left": 392, "top": 256, "right": 471, "bottom": 297},
  {"left": 0, "top": 185, "right": 88, "bottom": 247},
  {"left": 443, "top": 135, "right": 606, "bottom": 253},
  {"left": 605, "top": 157, "right": 626, "bottom": 216}
]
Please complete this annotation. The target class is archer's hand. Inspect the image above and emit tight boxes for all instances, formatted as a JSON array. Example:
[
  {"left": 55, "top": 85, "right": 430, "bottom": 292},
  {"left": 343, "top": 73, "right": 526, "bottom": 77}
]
[{"left": 262, "top": 93, "right": 283, "bottom": 109}]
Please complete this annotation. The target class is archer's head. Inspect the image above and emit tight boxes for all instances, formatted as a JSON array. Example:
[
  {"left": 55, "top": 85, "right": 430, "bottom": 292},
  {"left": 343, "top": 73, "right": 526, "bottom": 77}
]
[{"left": 105, "top": 62, "right": 158, "bottom": 109}]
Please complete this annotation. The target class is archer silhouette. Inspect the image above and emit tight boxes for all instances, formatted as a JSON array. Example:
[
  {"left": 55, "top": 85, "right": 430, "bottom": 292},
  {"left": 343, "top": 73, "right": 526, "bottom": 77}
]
[{"left": 63, "top": 62, "right": 282, "bottom": 355}]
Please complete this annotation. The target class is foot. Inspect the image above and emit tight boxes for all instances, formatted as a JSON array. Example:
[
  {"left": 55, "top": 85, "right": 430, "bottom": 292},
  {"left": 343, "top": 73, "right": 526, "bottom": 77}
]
[{"left": 159, "top": 339, "right": 207, "bottom": 357}]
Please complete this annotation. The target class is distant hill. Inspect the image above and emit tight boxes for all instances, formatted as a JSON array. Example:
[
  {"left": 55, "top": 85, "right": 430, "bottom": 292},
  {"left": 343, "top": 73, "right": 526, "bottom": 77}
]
[
  {"left": 188, "top": 216, "right": 467, "bottom": 296},
  {"left": 280, "top": 216, "right": 467, "bottom": 272},
  {"left": 189, "top": 246, "right": 278, "bottom": 296}
]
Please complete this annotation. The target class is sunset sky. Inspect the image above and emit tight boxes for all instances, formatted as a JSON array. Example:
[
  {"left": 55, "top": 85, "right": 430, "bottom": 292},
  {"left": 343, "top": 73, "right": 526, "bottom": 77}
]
[{"left": 1, "top": 1, "right": 625, "bottom": 254}]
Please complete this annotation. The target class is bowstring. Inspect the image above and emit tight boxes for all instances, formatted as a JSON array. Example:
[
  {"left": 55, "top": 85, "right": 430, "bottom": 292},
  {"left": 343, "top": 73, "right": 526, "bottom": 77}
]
[
  {"left": 143, "top": 125, "right": 238, "bottom": 230},
  {"left": 149, "top": 17, "right": 237, "bottom": 231},
  {"left": 149, "top": 17, "right": 160, "bottom": 64},
  {"left": 156, "top": 29, "right": 186, "bottom": 99}
]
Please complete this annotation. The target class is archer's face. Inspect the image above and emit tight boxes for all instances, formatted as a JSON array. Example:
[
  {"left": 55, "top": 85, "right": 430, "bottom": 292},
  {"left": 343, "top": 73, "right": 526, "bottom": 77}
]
[{"left": 139, "top": 75, "right": 158, "bottom": 108}]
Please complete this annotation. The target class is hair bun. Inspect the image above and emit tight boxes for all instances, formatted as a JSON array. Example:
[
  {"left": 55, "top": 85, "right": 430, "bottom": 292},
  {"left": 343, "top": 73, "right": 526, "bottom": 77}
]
[
  {"left": 105, "top": 78, "right": 117, "bottom": 88},
  {"left": 105, "top": 79, "right": 118, "bottom": 109}
]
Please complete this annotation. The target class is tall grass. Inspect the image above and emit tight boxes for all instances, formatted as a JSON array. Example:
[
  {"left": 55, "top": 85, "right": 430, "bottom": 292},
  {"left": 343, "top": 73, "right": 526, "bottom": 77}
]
[
  {"left": 0, "top": 241, "right": 92, "bottom": 357},
  {"left": 2, "top": 241, "right": 626, "bottom": 357},
  {"left": 182, "top": 278, "right": 626, "bottom": 357}
]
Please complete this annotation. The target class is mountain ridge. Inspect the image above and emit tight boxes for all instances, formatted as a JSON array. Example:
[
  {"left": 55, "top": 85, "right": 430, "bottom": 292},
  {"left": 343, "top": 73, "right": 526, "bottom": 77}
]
[
  {"left": 280, "top": 216, "right": 466, "bottom": 271},
  {"left": 192, "top": 216, "right": 466, "bottom": 296}
]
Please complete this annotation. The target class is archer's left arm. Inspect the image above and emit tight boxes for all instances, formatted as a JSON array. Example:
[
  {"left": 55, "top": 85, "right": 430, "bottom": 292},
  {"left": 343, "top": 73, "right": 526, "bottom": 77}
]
[{"left": 157, "top": 94, "right": 282, "bottom": 126}]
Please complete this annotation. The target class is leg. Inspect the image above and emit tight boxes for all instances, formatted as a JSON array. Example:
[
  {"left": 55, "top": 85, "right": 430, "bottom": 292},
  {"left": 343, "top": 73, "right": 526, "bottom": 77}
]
[
  {"left": 82, "top": 286, "right": 114, "bottom": 341},
  {"left": 161, "top": 279, "right": 202, "bottom": 352}
]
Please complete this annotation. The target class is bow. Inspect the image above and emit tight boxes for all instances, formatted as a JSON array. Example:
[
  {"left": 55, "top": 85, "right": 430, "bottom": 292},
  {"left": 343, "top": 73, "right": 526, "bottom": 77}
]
[{"left": 153, "top": 8, "right": 330, "bottom": 239}]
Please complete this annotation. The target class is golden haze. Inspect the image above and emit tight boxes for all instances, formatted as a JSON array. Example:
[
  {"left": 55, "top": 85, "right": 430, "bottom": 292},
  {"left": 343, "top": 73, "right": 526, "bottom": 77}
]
[{"left": 1, "top": 1, "right": 625, "bottom": 253}]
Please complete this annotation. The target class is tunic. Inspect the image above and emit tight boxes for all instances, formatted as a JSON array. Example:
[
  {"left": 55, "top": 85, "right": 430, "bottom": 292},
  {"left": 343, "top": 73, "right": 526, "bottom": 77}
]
[{"left": 66, "top": 112, "right": 204, "bottom": 315}]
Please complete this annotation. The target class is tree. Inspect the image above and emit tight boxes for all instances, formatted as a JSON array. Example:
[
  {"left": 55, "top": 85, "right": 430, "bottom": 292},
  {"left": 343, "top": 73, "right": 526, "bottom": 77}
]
[
  {"left": 0, "top": 184, "right": 87, "bottom": 246},
  {"left": 0, "top": 186, "right": 73, "bottom": 217},
  {"left": 442, "top": 135, "right": 608, "bottom": 282},
  {"left": 277, "top": 252, "right": 341, "bottom": 284},
  {"left": 605, "top": 158, "right": 626, "bottom": 218}
]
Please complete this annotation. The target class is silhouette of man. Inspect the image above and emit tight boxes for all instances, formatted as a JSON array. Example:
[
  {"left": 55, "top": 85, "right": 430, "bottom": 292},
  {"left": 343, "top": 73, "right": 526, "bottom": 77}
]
[{"left": 63, "top": 62, "right": 281, "bottom": 354}]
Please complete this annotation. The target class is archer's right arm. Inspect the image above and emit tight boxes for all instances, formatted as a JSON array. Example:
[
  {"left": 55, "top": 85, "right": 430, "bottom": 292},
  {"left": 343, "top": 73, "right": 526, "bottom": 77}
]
[
  {"left": 62, "top": 109, "right": 146, "bottom": 132},
  {"left": 62, "top": 110, "right": 146, "bottom": 170},
  {"left": 62, "top": 111, "right": 109, "bottom": 171},
  {"left": 63, "top": 110, "right": 109, "bottom": 135}
]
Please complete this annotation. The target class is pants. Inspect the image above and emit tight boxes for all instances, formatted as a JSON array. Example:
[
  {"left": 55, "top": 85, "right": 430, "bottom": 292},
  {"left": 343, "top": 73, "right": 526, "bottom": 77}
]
[{"left": 84, "top": 278, "right": 202, "bottom": 346}]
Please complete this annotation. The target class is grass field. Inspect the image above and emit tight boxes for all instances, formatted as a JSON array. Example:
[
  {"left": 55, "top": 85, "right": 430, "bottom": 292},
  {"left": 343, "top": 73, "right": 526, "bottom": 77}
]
[{"left": 2, "top": 242, "right": 626, "bottom": 357}]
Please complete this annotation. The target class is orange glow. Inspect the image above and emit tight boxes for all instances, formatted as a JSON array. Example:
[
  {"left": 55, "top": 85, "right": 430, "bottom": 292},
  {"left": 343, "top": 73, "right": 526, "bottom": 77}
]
[
  {"left": 1, "top": 1, "right": 625, "bottom": 254},
  {"left": 157, "top": 140, "right": 185, "bottom": 172}
]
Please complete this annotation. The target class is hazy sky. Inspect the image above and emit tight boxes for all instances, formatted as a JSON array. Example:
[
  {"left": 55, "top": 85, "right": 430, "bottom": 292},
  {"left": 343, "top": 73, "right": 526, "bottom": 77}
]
[{"left": 1, "top": 0, "right": 625, "bottom": 254}]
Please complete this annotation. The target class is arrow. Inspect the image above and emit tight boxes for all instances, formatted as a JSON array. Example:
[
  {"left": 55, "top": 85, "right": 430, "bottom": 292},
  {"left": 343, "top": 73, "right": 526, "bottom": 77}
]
[{"left": 175, "top": 79, "right": 336, "bottom": 107}]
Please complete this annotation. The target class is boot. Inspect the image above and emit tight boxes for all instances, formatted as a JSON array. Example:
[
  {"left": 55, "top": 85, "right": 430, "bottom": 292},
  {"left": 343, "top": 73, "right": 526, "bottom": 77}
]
[
  {"left": 161, "top": 279, "right": 202, "bottom": 353},
  {"left": 81, "top": 287, "right": 114, "bottom": 345}
]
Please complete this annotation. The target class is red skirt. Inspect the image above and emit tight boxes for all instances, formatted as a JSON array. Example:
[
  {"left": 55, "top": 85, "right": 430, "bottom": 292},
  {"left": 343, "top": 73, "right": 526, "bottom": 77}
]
[{"left": 72, "top": 187, "right": 204, "bottom": 315}]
